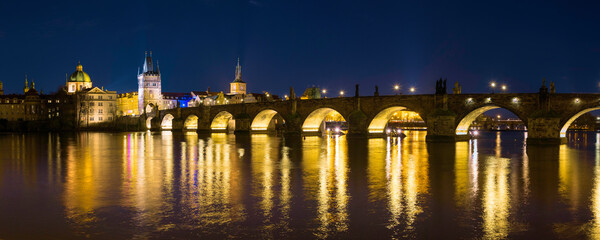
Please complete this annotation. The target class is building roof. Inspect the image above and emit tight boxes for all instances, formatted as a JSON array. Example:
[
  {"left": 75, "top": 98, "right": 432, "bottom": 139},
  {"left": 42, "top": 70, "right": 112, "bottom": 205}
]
[{"left": 68, "top": 63, "right": 91, "bottom": 83}]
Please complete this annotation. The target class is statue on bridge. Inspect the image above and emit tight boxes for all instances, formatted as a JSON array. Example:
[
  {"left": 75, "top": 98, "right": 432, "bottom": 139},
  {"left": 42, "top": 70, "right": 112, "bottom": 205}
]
[
  {"left": 550, "top": 81, "right": 555, "bottom": 93},
  {"left": 374, "top": 85, "right": 379, "bottom": 96},
  {"left": 435, "top": 78, "right": 447, "bottom": 95},
  {"left": 452, "top": 82, "right": 462, "bottom": 94}
]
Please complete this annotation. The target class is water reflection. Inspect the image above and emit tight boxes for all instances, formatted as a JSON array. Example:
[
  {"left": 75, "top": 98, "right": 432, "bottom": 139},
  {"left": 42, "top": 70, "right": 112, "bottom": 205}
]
[
  {"left": 367, "top": 131, "right": 429, "bottom": 238},
  {"left": 3, "top": 131, "right": 600, "bottom": 238},
  {"left": 302, "top": 135, "right": 349, "bottom": 238}
]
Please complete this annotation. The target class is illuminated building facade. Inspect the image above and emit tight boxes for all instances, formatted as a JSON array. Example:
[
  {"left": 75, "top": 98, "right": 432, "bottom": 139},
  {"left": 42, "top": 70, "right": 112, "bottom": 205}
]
[
  {"left": 117, "top": 92, "right": 139, "bottom": 116},
  {"left": 138, "top": 51, "right": 162, "bottom": 114},
  {"left": 76, "top": 87, "right": 117, "bottom": 126}
]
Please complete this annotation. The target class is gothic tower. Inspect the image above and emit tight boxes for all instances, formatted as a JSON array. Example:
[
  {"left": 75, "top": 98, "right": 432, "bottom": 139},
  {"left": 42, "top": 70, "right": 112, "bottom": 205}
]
[
  {"left": 230, "top": 58, "right": 246, "bottom": 95},
  {"left": 138, "top": 51, "right": 162, "bottom": 114}
]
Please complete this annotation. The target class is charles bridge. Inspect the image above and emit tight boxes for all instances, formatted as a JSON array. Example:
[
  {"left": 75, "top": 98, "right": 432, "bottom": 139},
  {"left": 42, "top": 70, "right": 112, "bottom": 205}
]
[{"left": 138, "top": 85, "right": 600, "bottom": 144}]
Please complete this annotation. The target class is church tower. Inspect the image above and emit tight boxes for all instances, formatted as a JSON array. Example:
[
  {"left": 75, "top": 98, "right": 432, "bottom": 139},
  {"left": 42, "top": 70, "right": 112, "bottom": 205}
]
[
  {"left": 229, "top": 58, "right": 246, "bottom": 95},
  {"left": 138, "top": 51, "right": 162, "bottom": 114},
  {"left": 23, "top": 75, "right": 29, "bottom": 94}
]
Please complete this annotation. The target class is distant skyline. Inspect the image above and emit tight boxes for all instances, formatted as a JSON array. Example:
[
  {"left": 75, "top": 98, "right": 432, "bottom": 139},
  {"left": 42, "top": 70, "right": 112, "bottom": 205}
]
[{"left": 1, "top": 0, "right": 599, "bottom": 97}]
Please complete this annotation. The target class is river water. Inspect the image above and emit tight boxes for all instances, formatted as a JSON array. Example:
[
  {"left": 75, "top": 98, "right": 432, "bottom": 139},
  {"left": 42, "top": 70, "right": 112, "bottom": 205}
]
[{"left": 0, "top": 131, "right": 599, "bottom": 239}]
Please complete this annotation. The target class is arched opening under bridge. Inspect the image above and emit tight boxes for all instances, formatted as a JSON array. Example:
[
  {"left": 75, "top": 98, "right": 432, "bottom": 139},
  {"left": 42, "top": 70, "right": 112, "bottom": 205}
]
[
  {"left": 456, "top": 106, "right": 525, "bottom": 136},
  {"left": 146, "top": 117, "right": 153, "bottom": 129},
  {"left": 161, "top": 114, "right": 174, "bottom": 130},
  {"left": 302, "top": 108, "right": 346, "bottom": 134},
  {"left": 184, "top": 115, "right": 199, "bottom": 130},
  {"left": 145, "top": 103, "right": 155, "bottom": 114},
  {"left": 368, "top": 106, "right": 425, "bottom": 136},
  {"left": 211, "top": 111, "right": 235, "bottom": 132},
  {"left": 560, "top": 108, "right": 600, "bottom": 139},
  {"left": 251, "top": 109, "right": 285, "bottom": 132}
]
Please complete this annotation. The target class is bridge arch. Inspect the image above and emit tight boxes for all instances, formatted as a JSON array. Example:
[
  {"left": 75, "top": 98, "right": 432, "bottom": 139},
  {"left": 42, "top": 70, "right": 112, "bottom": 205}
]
[
  {"left": 367, "top": 106, "right": 424, "bottom": 134},
  {"left": 145, "top": 103, "right": 155, "bottom": 114},
  {"left": 560, "top": 107, "right": 600, "bottom": 138},
  {"left": 161, "top": 114, "right": 175, "bottom": 130},
  {"left": 251, "top": 109, "right": 284, "bottom": 131},
  {"left": 184, "top": 114, "right": 199, "bottom": 130},
  {"left": 302, "top": 107, "right": 345, "bottom": 133},
  {"left": 211, "top": 111, "right": 235, "bottom": 131},
  {"left": 146, "top": 117, "right": 153, "bottom": 129},
  {"left": 456, "top": 105, "right": 526, "bottom": 135}
]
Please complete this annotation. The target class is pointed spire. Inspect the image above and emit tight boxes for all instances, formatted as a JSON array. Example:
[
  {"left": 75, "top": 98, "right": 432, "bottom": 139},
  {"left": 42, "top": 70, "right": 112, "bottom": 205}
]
[
  {"left": 156, "top": 60, "right": 160, "bottom": 74},
  {"left": 32, "top": 80, "right": 35, "bottom": 89},
  {"left": 143, "top": 51, "right": 154, "bottom": 73},
  {"left": 234, "top": 58, "right": 242, "bottom": 81},
  {"left": 24, "top": 74, "right": 29, "bottom": 93},
  {"left": 65, "top": 73, "right": 68, "bottom": 86}
]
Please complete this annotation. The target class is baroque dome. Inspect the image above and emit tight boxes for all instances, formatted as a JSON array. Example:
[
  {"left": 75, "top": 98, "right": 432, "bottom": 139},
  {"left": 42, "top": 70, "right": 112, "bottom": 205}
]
[{"left": 68, "top": 63, "right": 91, "bottom": 82}]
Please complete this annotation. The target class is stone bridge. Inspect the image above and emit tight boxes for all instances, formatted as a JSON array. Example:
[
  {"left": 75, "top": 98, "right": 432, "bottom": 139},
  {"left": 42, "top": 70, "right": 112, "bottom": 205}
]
[{"left": 144, "top": 89, "right": 600, "bottom": 144}]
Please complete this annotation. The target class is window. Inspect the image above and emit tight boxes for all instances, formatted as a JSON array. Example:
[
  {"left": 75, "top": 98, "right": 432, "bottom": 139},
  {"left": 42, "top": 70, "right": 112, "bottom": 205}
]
[
  {"left": 89, "top": 117, "right": 94, "bottom": 121},
  {"left": 108, "top": 96, "right": 112, "bottom": 99},
  {"left": 89, "top": 102, "right": 95, "bottom": 106},
  {"left": 98, "top": 96, "right": 102, "bottom": 100},
  {"left": 98, "top": 109, "right": 103, "bottom": 114},
  {"left": 108, "top": 117, "right": 113, "bottom": 121},
  {"left": 98, "top": 102, "right": 103, "bottom": 106},
  {"left": 99, "top": 117, "right": 103, "bottom": 121},
  {"left": 152, "top": 83, "right": 156, "bottom": 86}
]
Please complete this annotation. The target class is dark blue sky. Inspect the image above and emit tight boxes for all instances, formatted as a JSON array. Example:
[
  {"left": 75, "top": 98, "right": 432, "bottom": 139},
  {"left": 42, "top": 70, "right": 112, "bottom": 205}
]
[{"left": 0, "top": 0, "right": 599, "bottom": 97}]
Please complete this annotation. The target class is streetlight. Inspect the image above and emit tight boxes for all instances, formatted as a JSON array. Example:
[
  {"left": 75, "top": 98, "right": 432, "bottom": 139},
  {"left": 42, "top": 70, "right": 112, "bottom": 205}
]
[
  {"left": 394, "top": 84, "right": 400, "bottom": 95},
  {"left": 339, "top": 90, "right": 344, "bottom": 97},
  {"left": 322, "top": 89, "right": 327, "bottom": 98},
  {"left": 409, "top": 87, "right": 415, "bottom": 93},
  {"left": 501, "top": 84, "right": 507, "bottom": 92},
  {"left": 490, "top": 82, "right": 496, "bottom": 93}
]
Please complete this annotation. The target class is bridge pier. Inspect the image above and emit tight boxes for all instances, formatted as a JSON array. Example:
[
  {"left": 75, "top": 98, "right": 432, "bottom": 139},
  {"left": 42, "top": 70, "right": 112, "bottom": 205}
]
[
  {"left": 171, "top": 119, "right": 184, "bottom": 131},
  {"left": 526, "top": 117, "right": 563, "bottom": 145},
  {"left": 425, "top": 110, "right": 459, "bottom": 142},
  {"left": 234, "top": 115, "right": 251, "bottom": 133},
  {"left": 347, "top": 110, "right": 368, "bottom": 137}
]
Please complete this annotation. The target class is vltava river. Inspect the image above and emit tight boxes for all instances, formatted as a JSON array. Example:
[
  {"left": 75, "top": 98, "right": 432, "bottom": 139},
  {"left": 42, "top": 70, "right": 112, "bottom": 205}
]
[{"left": 1, "top": 131, "right": 600, "bottom": 239}]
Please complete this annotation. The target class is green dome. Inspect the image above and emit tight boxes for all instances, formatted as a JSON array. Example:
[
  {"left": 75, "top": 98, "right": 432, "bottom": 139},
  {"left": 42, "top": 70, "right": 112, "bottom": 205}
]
[{"left": 68, "top": 63, "right": 91, "bottom": 82}]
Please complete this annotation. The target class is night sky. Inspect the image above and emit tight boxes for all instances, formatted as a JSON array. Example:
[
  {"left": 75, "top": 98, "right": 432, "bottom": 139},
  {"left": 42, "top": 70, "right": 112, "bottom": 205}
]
[{"left": 1, "top": 0, "right": 599, "bottom": 98}]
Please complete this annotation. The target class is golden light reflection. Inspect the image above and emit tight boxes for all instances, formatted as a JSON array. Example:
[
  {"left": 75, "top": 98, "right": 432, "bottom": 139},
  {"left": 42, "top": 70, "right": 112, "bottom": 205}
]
[
  {"left": 559, "top": 144, "right": 584, "bottom": 211},
  {"left": 482, "top": 156, "right": 510, "bottom": 239},
  {"left": 303, "top": 135, "right": 349, "bottom": 238},
  {"left": 367, "top": 131, "right": 429, "bottom": 234},
  {"left": 455, "top": 139, "right": 479, "bottom": 208},
  {"left": 591, "top": 146, "right": 600, "bottom": 239},
  {"left": 251, "top": 134, "right": 275, "bottom": 223}
]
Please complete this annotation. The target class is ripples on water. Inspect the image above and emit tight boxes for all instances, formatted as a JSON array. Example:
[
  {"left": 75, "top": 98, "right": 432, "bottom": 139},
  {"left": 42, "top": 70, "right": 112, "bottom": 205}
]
[{"left": 1, "top": 131, "right": 600, "bottom": 239}]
